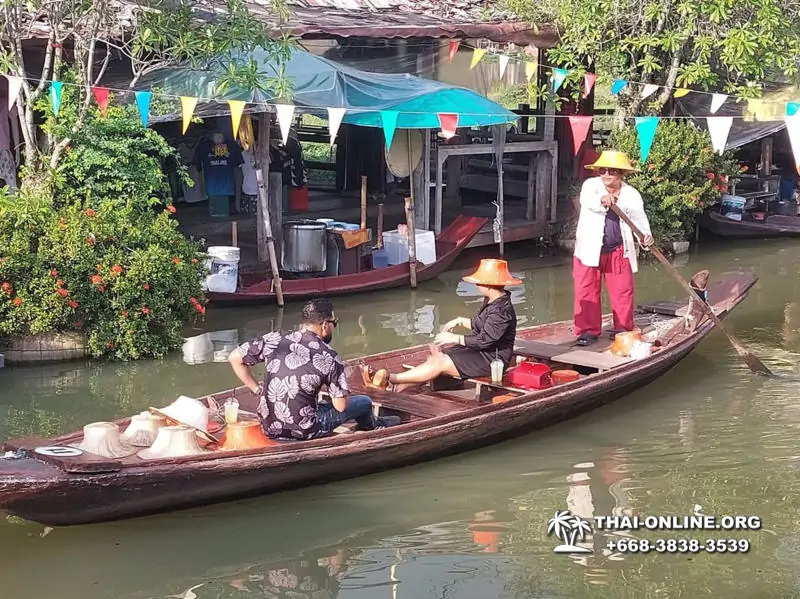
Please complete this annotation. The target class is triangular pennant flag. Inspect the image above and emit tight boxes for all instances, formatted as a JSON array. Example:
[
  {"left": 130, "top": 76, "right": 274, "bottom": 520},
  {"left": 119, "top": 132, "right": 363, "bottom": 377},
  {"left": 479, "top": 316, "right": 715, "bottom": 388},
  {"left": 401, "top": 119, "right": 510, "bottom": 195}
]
[
  {"left": 180, "top": 96, "right": 198, "bottom": 134},
  {"left": 552, "top": 68, "right": 568, "bottom": 92},
  {"left": 327, "top": 107, "right": 346, "bottom": 147},
  {"left": 787, "top": 102, "right": 800, "bottom": 117},
  {"left": 634, "top": 116, "right": 659, "bottom": 163},
  {"left": 448, "top": 40, "right": 460, "bottom": 63},
  {"left": 380, "top": 111, "right": 399, "bottom": 149},
  {"left": 785, "top": 116, "right": 800, "bottom": 174},
  {"left": 6, "top": 75, "right": 22, "bottom": 112},
  {"left": 673, "top": 88, "right": 691, "bottom": 98},
  {"left": 567, "top": 116, "right": 593, "bottom": 155},
  {"left": 135, "top": 91, "right": 152, "bottom": 127},
  {"left": 438, "top": 113, "right": 458, "bottom": 139},
  {"left": 499, "top": 55, "right": 510, "bottom": 79},
  {"left": 92, "top": 87, "right": 110, "bottom": 119},
  {"left": 706, "top": 116, "right": 733, "bottom": 154},
  {"left": 525, "top": 62, "right": 537, "bottom": 82},
  {"left": 275, "top": 104, "right": 295, "bottom": 145},
  {"left": 470, "top": 48, "right": 486, "bottom": 70},
  {"left": 710, "top": 93, "right": 728, "bottom": 114},
  {"left": 583, "top": 73, "right": 597, "bottom": 99},
  {"left": 49, "top": 81, "right": 63, "bottom": 118},
  {"left": 228, "top": 100, "right": 246, "bottom": 140},
  {"left": 611, "top": 79, "right": 628, "bottom": 95},
  {"left": 641, "top": 84, "right": 659, "bottom": 100}
]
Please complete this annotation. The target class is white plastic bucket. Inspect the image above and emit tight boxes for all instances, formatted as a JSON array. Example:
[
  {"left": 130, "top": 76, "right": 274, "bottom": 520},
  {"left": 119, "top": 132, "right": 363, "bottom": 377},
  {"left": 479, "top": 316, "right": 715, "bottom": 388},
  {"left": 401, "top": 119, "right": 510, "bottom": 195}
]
[{"left": 205, "top": 246, "right": 240, "bottom": 293}]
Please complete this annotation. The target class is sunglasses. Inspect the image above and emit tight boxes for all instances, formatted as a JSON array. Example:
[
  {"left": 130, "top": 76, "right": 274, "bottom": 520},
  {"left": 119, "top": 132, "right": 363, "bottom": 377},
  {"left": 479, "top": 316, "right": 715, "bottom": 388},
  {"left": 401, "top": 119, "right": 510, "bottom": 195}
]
[
  {"left": 598, "top": 168, "right": 622, "bottom": 175},
  {"left": 325, "top": 318, "right": 339, "bottom": 327}
]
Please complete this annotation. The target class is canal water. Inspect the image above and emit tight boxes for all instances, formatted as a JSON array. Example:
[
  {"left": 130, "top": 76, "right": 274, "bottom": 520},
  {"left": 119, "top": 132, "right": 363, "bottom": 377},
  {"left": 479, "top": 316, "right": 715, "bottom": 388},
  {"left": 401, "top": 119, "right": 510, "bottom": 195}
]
[{"left": 3, "top": 238, "right": 800, "bottom": 598}]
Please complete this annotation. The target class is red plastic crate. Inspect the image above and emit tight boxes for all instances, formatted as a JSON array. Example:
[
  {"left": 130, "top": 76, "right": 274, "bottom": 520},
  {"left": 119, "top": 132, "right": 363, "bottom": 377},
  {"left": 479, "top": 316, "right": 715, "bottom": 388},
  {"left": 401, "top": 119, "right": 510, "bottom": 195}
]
[{"left": 505, "top": 361, "right": 552, "bottom": 390}]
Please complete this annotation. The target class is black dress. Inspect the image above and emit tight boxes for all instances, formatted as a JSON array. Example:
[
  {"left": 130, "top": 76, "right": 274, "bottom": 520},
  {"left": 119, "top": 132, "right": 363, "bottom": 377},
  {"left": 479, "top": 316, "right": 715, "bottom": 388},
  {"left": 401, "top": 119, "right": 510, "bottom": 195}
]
[{"left": 443, "top": 291, "right": 517, "bottom": 378}]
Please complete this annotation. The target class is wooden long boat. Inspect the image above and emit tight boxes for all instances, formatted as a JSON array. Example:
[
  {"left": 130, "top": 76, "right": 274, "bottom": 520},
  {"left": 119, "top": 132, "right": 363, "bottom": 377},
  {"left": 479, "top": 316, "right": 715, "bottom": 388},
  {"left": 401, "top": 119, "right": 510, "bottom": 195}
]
[
  {"left": 206, "top": 215, "right": 488, "bottom": 306},
  {"left": 699, "top": 210, "right": 800, "bottom": 238},
  {"left": 0, "top": 270, "right": 757, "bottom": 527}
]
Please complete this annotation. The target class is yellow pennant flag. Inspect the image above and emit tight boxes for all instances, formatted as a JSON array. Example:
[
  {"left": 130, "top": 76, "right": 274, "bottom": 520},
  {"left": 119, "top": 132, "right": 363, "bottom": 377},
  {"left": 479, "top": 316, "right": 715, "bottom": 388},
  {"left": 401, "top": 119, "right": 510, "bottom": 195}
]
[
  {"left": 228, "top": 100, "right": 247, "bottom": 140},
  {"left": 525, "top": 62, "right": 537, "bottom": 82},
  {"left": 181, "top": 96, "right": 199, "bottom": 134},
  {"left": 470, "top": 48, "right": 486, "bottom": 70},
  {"left": 673, "top": 88, "right": 691, "bottom": 98}
]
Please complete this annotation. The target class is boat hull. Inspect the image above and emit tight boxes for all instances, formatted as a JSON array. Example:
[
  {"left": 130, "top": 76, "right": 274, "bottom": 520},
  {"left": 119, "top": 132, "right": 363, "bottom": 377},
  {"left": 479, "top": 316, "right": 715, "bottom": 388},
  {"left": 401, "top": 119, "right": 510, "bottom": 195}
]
[{"left": 700, "top": 210, "right": 800, "bottom": 238}]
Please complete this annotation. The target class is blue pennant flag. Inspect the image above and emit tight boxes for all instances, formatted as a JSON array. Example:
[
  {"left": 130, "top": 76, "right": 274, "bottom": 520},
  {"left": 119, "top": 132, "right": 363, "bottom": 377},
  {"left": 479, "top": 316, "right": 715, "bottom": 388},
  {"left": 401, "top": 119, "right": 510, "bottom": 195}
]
[
  {"left": 135, "top": 91, "right": 152, "bottom": 127},
  {"left": 381, "top": 110, "right": 399, "bottom": 150},
  {"left": 788, "top": 102, "right": 800, "bottom": 117},
  {"left": 635, "top": 116, "right": 659, "bottom": 163},
  {"left": 552, "top": 68, "right": 568, "bottom": 93},
  {"left": 611, "top": 79, "right": 628, "bottom": 95},
  {"left": 49, "top": 81, "right": 63, "bottom": 118}
]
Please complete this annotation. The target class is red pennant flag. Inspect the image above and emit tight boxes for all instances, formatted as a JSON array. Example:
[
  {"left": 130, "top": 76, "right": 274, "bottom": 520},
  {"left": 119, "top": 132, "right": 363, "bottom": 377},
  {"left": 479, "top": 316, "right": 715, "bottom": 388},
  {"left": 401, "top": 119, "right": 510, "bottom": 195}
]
[
  {"left": 448, "top": 40, "right": 460, "bottom": 63},
  {"left": 438, "top": 113, "right": 458, "bottom": 139},
  {"left": 568, "top": 116, "right": 593, "bottom": 155},
  {"left": 92, "top": 87, "right": 110, "bottom": 119},
  {"left": 583, "top": 73, "right": 597, "bottom": 99}
]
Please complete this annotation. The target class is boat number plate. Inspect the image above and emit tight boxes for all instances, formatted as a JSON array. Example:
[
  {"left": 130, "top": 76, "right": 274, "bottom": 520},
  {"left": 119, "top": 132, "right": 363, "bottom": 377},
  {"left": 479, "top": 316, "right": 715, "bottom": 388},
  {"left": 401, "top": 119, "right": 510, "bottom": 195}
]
[{"left": 34, "top": 446, "right": 83, "bottom": 457}]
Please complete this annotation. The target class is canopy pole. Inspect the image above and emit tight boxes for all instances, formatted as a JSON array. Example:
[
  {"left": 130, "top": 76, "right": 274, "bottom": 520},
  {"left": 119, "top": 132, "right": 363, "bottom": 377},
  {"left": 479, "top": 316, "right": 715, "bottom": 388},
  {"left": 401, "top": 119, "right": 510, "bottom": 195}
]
[
  {"left": 405, "top": 131, "right": 418, "bottom": 289},
  {"left": 256, "top": 113, "right": 284, "bottom": 307}
]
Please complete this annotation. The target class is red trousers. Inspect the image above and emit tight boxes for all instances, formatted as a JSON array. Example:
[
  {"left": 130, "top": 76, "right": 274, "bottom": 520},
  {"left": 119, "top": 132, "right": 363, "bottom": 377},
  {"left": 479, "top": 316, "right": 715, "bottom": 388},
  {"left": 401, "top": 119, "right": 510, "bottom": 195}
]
[{"left": 573, "top": 246, "right": 635, "bottom": 337}]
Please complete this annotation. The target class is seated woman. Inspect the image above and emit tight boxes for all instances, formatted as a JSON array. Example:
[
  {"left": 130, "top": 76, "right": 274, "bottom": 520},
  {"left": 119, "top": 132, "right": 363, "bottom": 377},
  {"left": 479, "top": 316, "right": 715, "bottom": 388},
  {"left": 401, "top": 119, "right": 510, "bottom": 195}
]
[{"left": 361, "top": 259, "right": 520, "bottom": 392}]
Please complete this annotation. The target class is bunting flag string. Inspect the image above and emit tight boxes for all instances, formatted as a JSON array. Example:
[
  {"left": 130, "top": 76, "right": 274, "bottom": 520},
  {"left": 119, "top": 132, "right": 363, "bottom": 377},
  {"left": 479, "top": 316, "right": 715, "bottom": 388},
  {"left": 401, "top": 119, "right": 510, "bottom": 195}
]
[
  {"left": 635, "top": 116, "right": 659, "bottom": 163},
  {"left": 470, "top": 48, "right": 486, "bottom": 70},
  {"left": 180, "top": 96, "right": 198, "bottom": 134},
  {"left": 135, "top": 90, "right": 152, "bottom": 127},
  {"left": 448, "top": 40, "right": 460, "bottom": 64},
  {"left": 228, "top": 100, "right": 246, "bottom": 140},
  {"left": 552, "top": 68, "right": 568, "bottom": 93},
  {"left": 710, "top": 94, "right": 728, "bottom": 114},
  {"left": 438, "top": 113, "right": 458, "bottom": 139},
  {"left": 381, "top": 110, "right": 399, "bottom": 149},
  {"left": 525, "top": 62, "right": 537, "bottom": 82},
  {"left": 275, "top": 104, "right": 295, "bottom": 145},
  {"left": 707, "top": 116, "right": 734, "bottom": 154},
  {"left": 92, "top": 87, "right": 110, "bottom": 119},
  {"left": 49, "top": 81, "right": 63, "bottom": 118},
  {"left": 641, "top": 84, "right": 659, "bottom": 101},
  {"left": 6, "top": 75, "right": 22, "bottom": 112},
  {"left": 327, "top": 107, "right": 346, "bottom": 147},
  {"left": 611, "top": 79, "right": 627, "bottom": 95},
  {"left": 785, "top": 116, "right": 800, "bottom": 174},
  {"left": 787, "top": 102, "right": 800, "bottom": 117},
  {"left": 568, "top": 116, "right": 592, "bottom": 155},
  {"left": 583, "top": 73, "right": 596, "bottom": 99},
  {"left": 499, "top": 55, "right": 510, "bottom": 79}
]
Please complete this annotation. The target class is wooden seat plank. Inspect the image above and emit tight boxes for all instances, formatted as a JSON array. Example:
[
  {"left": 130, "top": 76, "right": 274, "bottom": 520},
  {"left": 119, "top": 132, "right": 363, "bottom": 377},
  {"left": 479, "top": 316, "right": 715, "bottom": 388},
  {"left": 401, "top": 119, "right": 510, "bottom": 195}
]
[{"left": 354, "top": 386, "right": 470, "bottom": 418}]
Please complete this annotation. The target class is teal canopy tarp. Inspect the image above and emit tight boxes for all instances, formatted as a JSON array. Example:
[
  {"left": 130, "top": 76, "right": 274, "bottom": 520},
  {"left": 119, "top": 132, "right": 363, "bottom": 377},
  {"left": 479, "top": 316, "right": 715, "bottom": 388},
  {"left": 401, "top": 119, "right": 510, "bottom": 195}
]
[{"left": 135, "top": 46, "right": 518, "bottom": 129}]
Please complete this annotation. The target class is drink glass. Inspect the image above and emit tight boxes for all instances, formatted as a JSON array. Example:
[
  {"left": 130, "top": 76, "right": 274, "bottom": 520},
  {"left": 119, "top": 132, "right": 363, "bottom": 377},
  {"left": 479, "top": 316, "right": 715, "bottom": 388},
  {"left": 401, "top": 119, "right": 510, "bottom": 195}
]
[
  {"left": 490, "top": 358, "right": 504, "bottom": 383},
  {"left": 224, "top": 398, "right": 239, "bottom": 424}
]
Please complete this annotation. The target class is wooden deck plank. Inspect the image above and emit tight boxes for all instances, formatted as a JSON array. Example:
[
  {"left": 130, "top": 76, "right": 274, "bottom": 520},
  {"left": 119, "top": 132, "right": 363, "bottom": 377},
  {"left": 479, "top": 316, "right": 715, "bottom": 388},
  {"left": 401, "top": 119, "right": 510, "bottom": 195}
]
[
  {"left": 550, "top": 349, "right": 632, "bottom": 371},
  {"left": 514, "top": 339, "right": 571, "bottom": 359},
  {"left": 352, "top": 386, "right": 471, "bottom": 418}
]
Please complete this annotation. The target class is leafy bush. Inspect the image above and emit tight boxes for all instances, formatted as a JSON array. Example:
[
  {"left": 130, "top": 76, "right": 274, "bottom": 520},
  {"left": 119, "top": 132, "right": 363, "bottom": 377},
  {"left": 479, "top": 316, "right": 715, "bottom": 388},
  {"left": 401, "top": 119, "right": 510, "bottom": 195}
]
[
  {"left": 607, "top": 121, "right": 742, "bottom": 245},
  {"left": 0, "top": 102, "right": 208, "bottom": 360}
]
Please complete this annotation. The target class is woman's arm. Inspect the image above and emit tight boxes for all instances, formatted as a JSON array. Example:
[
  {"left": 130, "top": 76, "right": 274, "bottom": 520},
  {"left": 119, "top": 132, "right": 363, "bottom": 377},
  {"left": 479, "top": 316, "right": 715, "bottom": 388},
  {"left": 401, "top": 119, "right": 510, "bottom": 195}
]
[
  {"left": 461, "top": 312, "right": 511, "bottom": 350},
  {"left": 580, "top": 178, "right": 608, "bottom": 214}
]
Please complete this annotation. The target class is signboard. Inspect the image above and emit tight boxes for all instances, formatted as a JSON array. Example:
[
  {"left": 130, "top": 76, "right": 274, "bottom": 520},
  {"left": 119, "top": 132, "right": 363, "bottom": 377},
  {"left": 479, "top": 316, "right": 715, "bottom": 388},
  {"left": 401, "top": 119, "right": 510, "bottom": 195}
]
[{"left": 719, "top": 194, "right": 746, "bottom": 221}]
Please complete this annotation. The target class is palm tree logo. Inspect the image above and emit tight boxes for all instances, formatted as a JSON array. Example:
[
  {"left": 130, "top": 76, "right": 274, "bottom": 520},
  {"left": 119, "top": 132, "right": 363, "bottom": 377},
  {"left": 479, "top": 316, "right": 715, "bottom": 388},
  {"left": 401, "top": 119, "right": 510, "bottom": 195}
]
[{"left": 547, "top": 510, "right": 594, "bottom": 553}]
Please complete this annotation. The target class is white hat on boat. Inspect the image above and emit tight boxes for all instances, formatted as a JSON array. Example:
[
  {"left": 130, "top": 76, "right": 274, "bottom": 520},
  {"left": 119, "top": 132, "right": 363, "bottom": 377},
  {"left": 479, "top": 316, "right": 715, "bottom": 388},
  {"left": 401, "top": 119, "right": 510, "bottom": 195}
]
[
  {"left": 137, "top": 425, "right": 210, "bottom": 460},
  {"left": 72, "top": 422, "right": 137, "bottom": 459},
  {"left": 120, "top": 411, "right": 168, "bottom": 447},
  {"left": 150, "top": 395, "right": 217, "bottom": 443}
]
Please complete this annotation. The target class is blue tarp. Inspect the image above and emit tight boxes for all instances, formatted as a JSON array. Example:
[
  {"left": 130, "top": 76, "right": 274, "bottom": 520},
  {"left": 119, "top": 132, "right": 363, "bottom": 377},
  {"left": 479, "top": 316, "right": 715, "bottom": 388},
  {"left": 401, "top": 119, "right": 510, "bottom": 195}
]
[{"left": 135, "top": 46, "right": 519, "bottom": 129}]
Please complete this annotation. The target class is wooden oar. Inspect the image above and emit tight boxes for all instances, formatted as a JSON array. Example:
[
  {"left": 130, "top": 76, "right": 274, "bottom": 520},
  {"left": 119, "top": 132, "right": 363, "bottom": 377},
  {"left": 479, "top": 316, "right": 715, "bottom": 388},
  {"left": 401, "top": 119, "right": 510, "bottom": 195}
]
[{"left": 609, "top": 203, "right": 773, "bottom": 377}]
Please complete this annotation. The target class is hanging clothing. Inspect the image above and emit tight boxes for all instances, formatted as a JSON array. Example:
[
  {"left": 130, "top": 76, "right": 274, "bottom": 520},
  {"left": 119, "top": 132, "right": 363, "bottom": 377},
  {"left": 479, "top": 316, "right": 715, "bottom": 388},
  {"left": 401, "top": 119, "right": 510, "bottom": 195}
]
[
  {"left": 193, "top": 135, "right": 244, "bottom": 197},
  {"left": 240, "top": 150, "right": 258, "bottom": 196}
]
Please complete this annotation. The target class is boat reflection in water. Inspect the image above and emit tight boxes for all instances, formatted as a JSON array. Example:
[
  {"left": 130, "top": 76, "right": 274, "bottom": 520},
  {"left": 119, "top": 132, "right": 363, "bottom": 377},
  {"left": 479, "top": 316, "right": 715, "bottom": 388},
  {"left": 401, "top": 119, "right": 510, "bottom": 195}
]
[{"left": 182, "top": 329, "right": 239, "bottom": 366}]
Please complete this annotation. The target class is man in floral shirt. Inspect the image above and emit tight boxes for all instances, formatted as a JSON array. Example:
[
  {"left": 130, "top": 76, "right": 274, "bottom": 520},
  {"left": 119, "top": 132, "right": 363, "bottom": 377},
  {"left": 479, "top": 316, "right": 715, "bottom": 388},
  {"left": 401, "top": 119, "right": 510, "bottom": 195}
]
[{"left": 228, "top": 298, "right": 400, "bottom": 440}]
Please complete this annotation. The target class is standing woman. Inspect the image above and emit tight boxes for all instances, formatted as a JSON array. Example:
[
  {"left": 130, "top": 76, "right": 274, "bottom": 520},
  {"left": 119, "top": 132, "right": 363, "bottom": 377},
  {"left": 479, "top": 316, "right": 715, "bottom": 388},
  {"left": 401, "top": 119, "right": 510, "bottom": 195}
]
[
  {"left": 573, "top": 150, "right": 654, "bottom": 346},
  {"left": 362, "top": 259, "right": 520, "bottom": 392}
]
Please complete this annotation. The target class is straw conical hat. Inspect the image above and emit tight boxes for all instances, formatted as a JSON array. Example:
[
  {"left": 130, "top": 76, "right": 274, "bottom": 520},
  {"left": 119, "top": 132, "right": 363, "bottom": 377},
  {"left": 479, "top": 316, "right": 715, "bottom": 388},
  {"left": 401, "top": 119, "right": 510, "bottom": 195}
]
[
  {"left": 137, "top": 425, "right": 210, "bottom": 460},
  {"left": 121, "top": 411, "right": 168, "bottom": 447},
  {"left": 72, "top": 422, "right": 137, "bottom": 459},
  {"left": 150, "top": 395, "right": 217, "bottom": 443},
  {"left": 585, "top": 150, "right": 639, "bottom": 172},
  {"left": 462, "top": 258, "right": 522, "bottom": 287}
]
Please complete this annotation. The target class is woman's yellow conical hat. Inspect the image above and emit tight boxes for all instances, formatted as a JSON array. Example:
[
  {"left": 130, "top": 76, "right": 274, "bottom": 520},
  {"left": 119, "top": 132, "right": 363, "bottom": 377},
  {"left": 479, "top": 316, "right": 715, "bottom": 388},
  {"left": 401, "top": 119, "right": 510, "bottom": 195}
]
[{"left": 586, "top": 150, "right": 639, "bottom": 172}]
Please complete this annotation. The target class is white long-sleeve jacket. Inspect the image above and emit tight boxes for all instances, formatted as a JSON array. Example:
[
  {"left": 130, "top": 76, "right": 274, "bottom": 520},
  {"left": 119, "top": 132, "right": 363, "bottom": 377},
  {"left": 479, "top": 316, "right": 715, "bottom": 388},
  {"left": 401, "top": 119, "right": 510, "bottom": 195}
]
[{"left": 573, "top": 176, "right": 652, "bottom": 273}]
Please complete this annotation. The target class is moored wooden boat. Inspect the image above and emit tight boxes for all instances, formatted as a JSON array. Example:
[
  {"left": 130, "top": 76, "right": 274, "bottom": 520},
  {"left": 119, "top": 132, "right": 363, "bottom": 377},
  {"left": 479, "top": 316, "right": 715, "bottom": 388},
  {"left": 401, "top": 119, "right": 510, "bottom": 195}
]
[
  {"left": 206, "top": 215, "right": 488, "bottom": 306},
  {"left": 699, "top": 210, "right": 800, "bottom": 238},
  {"left": 0, "top": 270, "right": 758, "bottom": 526}
]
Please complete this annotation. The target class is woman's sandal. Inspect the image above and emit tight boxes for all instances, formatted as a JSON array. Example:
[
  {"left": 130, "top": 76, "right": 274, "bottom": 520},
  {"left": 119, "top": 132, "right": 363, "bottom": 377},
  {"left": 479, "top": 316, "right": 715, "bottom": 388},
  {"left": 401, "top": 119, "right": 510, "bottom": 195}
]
[
  {"left": 575, "top": 333, "right": 599, "bottom": 346},
  {"left": 359, "top": 365, "right": 394, "bottom": 390}
]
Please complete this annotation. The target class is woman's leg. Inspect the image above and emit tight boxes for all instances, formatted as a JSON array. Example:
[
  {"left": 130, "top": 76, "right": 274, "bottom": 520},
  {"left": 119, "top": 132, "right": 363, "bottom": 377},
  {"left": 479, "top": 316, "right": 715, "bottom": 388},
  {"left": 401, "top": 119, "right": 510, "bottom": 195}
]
[
  {"left": 602, "top": 247, "right": 635, "bottom": 332},
  {"left": 573, "top": 256, "right": 603, "bottom": 342},
  {"left": 388, "top": 352, "right": 461, "bottom": 392}
]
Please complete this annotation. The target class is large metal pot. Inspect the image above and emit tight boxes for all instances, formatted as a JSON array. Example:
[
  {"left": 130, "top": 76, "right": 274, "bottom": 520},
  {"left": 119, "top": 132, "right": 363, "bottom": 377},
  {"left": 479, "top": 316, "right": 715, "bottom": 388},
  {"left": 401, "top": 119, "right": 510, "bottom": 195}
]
[{"left": 281, "top": 220, "right": 328, "bottom": 273}]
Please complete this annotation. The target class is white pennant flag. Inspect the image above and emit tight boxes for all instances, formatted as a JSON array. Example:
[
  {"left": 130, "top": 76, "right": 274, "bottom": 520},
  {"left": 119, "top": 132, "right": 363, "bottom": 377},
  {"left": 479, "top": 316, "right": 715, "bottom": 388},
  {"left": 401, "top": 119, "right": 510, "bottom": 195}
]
[
  {"left": 710, "top": 93, "right": 728, "bottom": 114},
  {"left": 499, "top": 55, "right": 510, "bottom": 79},
  {"left": 327, "top": 107, "right": 346, "bottom": 147},
  {"left": 707, "top": 116, "right": 733, "bottom": 154},
  {"left": 785, "top": 116, "right": 800, "bottom": 174},
  {"left": 275, "top": 104, "right": 295, "bottom": 145},
  {"left": 6, "top": 75, "right": 22, "bottom": 112},
  {"left": 641, "top": 84, "right": 659, "bottom": 100}
]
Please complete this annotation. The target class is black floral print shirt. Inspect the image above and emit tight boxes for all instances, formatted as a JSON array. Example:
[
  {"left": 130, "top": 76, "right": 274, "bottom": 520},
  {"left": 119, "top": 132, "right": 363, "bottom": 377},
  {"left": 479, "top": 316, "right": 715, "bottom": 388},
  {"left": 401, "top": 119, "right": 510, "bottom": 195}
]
[{"left": 236, "top": 329, "right": 350, "bottom": 440}]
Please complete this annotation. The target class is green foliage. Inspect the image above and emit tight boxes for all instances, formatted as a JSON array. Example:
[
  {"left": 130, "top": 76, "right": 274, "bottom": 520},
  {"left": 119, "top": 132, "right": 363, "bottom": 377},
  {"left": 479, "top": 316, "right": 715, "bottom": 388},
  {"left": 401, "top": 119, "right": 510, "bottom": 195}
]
[
  {"left": 504, "top": 0, "right": 800, "bottom": 112},
  {"left": 607, "top": 121, "right": 742, "bottom": 244}
]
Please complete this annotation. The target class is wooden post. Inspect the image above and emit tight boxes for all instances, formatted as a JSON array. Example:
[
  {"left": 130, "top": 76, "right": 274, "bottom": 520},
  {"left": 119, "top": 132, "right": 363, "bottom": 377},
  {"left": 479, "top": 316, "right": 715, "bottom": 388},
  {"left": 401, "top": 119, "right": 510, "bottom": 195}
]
[
  {"left": 376, "top": 202, "right": 384, "bottom": 248},
  {"left": 360, "top": 175, "right": 367, "bottom": 231},
  {"left": 231, "top": 221, "right": 238, "bottom": 247},
  {"left": 404, "top": 196, "right": 418, "bottom": 289},
  {"left": 256, "top": 118, "right": 271, "bottom": 262},
  {"left": 256, "top": 114, "right": 284, "bottom": 307}
]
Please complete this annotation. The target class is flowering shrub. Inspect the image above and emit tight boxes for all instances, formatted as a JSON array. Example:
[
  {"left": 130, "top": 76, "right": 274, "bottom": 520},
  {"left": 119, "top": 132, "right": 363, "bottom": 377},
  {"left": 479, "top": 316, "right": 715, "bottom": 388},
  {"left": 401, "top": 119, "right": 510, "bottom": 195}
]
[
  {"left": 0, "top": 187, "right": 207, "bottom": 361},
  {"left": 607, "top": 121, "right": 742, "bottom": 245}
]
